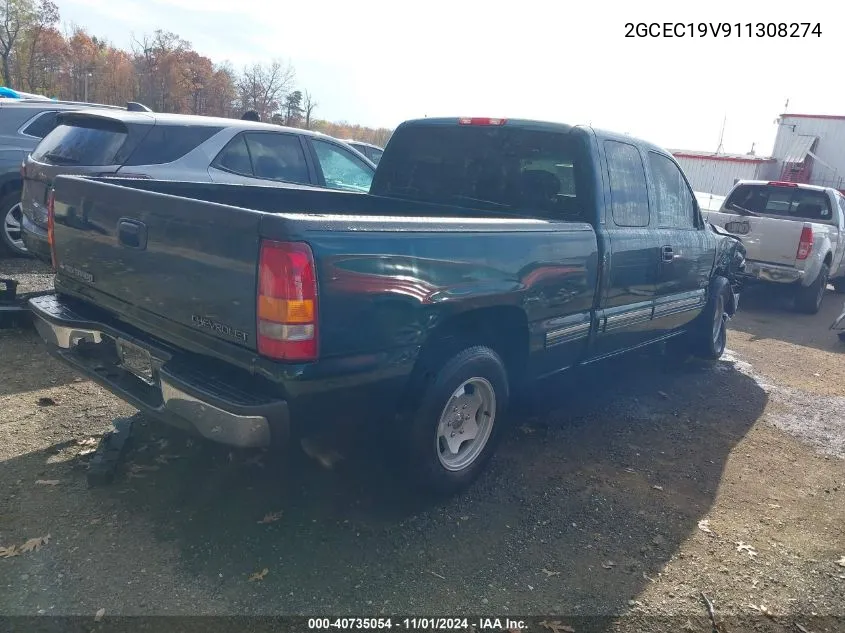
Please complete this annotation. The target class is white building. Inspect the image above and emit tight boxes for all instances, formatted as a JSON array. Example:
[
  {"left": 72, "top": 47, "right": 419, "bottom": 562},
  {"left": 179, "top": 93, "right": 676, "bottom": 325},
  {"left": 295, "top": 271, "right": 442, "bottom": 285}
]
[
  {"left": 671, "top": 112, "right": 845, "bottom": 197},
  {"left": 770, "top": 114, "right": 845, "bottom": 191},
  {"left": 671, "top": 150, "right": 776, "bottom": 196}
]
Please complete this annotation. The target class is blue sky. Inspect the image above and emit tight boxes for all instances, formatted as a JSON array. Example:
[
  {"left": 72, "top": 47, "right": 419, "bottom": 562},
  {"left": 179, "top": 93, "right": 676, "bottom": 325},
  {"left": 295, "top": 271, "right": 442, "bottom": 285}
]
[{"left": 55, "top": 0, "right": 841, "bottom": 156}]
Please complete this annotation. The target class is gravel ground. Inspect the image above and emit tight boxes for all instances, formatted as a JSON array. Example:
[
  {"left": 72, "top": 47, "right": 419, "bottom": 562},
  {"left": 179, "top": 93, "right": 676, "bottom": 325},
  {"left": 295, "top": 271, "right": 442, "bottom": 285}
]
[{"left": 1, "top": 258, "right": 844, "bottom": 633}]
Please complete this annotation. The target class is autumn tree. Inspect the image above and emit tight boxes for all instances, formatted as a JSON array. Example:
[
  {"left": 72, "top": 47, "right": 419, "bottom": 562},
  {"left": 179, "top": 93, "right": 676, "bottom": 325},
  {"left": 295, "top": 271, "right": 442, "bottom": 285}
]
[
  {"left": 16, "top": 0, "right": 57, "bottom": 90},
  {"left": 0, "top": 0, "right": 36, "bottom": 87}
]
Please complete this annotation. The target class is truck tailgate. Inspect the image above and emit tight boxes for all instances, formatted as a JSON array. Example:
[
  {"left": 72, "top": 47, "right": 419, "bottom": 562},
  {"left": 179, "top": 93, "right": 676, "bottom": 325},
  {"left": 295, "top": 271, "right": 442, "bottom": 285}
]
[
  {"left": 50, "top": 176, "right": 261, "bottom": 351},
  {"left": 705, "top": 209, "right": 802, "bottom": 266}
]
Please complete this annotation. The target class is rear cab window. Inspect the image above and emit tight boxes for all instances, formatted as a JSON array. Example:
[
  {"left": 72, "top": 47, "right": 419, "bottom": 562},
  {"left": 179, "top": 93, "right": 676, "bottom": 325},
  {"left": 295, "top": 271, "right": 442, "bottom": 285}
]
[
  {"left": 371, "top": 122, "right": 593, "bottom": 221},
  {"left": 725, "top": 183, "right": 834, "bottom": 223},
  {"left": 605, "top": 140, "right": 649, "bottom": 227},
  {"left": 32, "top": 118, "right": 129, "bottom": 166}
]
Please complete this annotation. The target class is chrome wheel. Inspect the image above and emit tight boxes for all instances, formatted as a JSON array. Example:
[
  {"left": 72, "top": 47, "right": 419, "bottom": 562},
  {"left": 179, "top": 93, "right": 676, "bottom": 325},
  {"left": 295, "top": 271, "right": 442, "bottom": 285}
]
[
  {"left": 3, "top": 202, "right": 27, "bottom": 255},
  {"left": 435, "top": 377, "right": 496, "bottom": 472}
]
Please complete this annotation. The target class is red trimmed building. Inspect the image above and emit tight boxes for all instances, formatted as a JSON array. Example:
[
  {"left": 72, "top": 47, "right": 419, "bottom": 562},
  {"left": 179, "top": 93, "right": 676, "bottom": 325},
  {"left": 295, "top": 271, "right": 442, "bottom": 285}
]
[{"left": 672, "top": 113, "right": 845, "bottom": 196}]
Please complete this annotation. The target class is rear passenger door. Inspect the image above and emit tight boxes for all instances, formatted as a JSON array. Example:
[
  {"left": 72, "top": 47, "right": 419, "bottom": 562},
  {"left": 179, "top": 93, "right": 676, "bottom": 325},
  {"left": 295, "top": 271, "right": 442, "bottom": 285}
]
[
  {"left": 589, "top": 139, "right": 660, "bottom": 360},
  {"left": 306, "top": 138, "right": 375, "bottom": 193},
  {"left": 647, "top": 152, "right": 712, "bottom": 334},
  {"left": 208, "top": 131, "right": 317, "bottom": 187}
]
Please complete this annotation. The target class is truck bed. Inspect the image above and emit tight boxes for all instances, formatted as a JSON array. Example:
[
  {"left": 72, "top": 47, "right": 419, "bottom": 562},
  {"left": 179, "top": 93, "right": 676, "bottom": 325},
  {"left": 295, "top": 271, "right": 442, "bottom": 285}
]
[{"left": 49, "top": 176, "right": 599, "bottom": 378}]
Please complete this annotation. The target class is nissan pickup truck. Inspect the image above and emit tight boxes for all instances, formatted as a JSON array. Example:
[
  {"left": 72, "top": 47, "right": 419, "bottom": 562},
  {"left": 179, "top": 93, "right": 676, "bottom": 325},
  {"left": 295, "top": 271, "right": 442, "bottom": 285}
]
[
  {"left": 29, "top": 116, "right": 746, "bottom": 494},
  {"left": 703, "top": 180, "right": 845, "bottom": 314}
]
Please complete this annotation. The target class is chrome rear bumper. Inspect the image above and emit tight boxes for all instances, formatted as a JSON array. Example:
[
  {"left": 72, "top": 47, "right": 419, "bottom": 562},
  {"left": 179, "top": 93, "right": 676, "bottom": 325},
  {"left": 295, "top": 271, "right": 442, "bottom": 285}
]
[{"left": 29, "top": 295, "right": 287, "bottom": 448}]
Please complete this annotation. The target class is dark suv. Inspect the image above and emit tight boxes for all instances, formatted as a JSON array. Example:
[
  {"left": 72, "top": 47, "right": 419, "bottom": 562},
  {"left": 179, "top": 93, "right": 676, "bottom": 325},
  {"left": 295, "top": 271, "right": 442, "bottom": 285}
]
[
  {"left": 0, "top": 98, "right": 128, "bottom": 256},
  {"left": 20, "top": 110, "right": 376, "bottom": 264}
]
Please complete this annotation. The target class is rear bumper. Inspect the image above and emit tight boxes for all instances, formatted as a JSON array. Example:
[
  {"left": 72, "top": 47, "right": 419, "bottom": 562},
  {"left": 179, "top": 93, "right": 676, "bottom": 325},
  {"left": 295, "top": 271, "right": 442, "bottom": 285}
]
[
  {"left": 20, "top": 215, "right": 52, "bottom": 264},
  {"left": 740, "top": 260, "right": 805, "bottom": 285},
  {"left": 29, "top": 294, "right": 288, "bottom": 448}
]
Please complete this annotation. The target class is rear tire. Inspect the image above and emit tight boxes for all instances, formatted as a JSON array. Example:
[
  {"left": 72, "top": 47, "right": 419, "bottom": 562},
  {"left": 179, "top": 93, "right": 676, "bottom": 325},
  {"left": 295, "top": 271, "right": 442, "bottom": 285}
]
[
  {"left": 690, "top": 277, "right": 730, "bottom": 361},
  {"left": 399, "top": 345, "right": 509, "bottom": 496},
  {"left": 1, "top": 191, "right": 28, "bottom": 257},
  {"left": 794, "top": 264, "right": 829, "bottom": 315}
]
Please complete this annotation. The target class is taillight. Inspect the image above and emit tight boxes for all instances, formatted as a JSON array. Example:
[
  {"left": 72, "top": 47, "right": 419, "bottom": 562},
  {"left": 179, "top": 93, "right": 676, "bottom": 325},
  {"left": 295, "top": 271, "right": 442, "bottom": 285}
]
[
  {"left": 47, "top": 188, "right": 56, "bottom": 270},
  {"left": 457, "top": 117, "right": 507, "bottom": 126},
  {"left": 256, "top": 240, "right": 318, "bottom": 361},
  {"left": 796, "top": 225, "right": 814, "bottom": 260}
]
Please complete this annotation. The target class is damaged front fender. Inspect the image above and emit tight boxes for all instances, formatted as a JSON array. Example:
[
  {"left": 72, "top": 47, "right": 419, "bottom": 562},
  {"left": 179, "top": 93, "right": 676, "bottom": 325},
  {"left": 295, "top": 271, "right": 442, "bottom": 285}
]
[{"left": 711, "top": 223, "right": 747, "bottom": 317}]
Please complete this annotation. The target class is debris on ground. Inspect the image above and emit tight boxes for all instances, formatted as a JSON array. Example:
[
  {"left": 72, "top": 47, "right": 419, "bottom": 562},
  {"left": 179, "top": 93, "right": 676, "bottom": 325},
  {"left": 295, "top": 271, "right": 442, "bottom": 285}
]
[
  {"left": 428, "top": 571, "right": 446, "bottom": 580},
  {"left": 836, "top": 556, "right": 845, "bottom": 568},
  {"left": 19, "top": 534, "right": 50, "bottom": 553},
  {"left": 736, "top": 541, "right": 758, "bottom": 557},
  {"left": 541, "top": 568, "right": 560, "bottom": 577},
  {"left": 697, "top": 519, "right": 714, "bottom": 534},
  {"left": 37, "top": 397, "right": 56, "bottom": 407},
  {"left": 86, "top": 417, "right": 134, "bottom": 487},
  {"left": 601, "top": 560, "right": 616, "bottom": 569},
  {"left": 94, "top": 608, "right": 105, "bottom": 622},
  {"left": 0, "top": 545, "right": 20, "bottom": 558},
  {"left": 257, "top": 511, "right": 282, "bottom": 525},
  {"left": 34, "top": 479, "right": 60, "bottom": 486},
  {"left": 539, "top": 621, "right": 575, "bottom": 633},
  {"left": 248, "top": 568, "right": 269, "bottom": 582}
]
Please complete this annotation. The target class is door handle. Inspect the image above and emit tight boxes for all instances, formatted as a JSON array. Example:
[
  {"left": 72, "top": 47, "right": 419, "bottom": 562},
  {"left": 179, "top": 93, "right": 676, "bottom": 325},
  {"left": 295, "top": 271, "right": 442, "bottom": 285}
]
[
  {"left": 661, "top": 246, "right": 675, "bottom": 263},
  {"left": 117, "top": 218, "right": 147, "bottom": 250}
]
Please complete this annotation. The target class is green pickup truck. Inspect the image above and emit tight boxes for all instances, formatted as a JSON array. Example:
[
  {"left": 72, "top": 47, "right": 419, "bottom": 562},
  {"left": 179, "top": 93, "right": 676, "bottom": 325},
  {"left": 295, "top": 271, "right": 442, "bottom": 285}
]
[{"left": 29, "top": 116, "right": 746, "bottom": 494}]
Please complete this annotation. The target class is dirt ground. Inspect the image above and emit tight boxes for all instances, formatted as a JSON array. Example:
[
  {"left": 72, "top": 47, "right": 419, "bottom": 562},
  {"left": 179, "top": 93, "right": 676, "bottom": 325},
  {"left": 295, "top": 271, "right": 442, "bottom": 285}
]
[{"left": 1, "top": 257, "right": 844, "bottom": 633}]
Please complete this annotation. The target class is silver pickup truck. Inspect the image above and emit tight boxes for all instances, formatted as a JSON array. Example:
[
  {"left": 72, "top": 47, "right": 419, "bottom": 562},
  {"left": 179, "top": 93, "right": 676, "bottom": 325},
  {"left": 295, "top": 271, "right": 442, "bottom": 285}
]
[{"left": 703, "top": 180, "right": 845, "bottom": 314}]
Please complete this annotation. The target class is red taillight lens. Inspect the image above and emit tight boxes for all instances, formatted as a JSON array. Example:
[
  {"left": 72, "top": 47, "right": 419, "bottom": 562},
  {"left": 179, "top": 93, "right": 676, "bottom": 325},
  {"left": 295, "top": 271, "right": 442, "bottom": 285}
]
[
  {"left": 796, "top": 226, "right": 814, "bottom": 260},
  {"left": 457, "top": 117, "right": 507, "bottom": 126},
  {"left": 256, "top": 240, "right": 318, "bottom": 361},
  {"left": 47, "top": 188, "right": 56, "bottom": 270}
]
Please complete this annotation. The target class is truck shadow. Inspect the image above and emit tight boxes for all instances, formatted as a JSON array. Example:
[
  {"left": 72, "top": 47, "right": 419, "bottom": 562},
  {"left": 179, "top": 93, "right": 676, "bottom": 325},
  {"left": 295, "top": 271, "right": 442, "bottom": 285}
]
[
  {"left": 729, "top": 284, "right": 845, "bottom": 354},
  {"left": 0, "top": 344, "right": 766, "bottom": 617}
]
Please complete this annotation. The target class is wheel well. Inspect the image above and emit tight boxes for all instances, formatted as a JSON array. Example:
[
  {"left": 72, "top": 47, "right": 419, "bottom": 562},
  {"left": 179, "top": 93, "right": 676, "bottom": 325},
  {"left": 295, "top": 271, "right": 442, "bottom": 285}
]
[
  {"left": 0, "top": 177, "right": 23, "bottom": 203},
  {"left": 824, "top": 252, "right": 833, "bottom": 267},
  {"left": 404, "top": 306, "right": 530, "bottom": 404}
]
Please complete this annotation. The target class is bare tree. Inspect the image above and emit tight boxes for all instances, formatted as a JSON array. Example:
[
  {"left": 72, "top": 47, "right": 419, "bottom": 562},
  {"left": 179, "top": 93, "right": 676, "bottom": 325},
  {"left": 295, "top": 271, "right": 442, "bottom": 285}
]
[
  {"left": 236, "top": 59, "right": 295, "bottom": 121},
  {"left": 303, "top": 89, "right": 317, "bottom": 129},
  {"left": 0, "top": 0, "right": 35, "bottom": 87}
]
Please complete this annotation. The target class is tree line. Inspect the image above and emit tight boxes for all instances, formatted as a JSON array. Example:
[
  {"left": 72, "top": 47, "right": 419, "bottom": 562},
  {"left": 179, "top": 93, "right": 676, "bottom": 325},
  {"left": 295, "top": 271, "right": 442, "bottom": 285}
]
[{"left": 0, "top": 0, "right": 392, "bottom": 146}]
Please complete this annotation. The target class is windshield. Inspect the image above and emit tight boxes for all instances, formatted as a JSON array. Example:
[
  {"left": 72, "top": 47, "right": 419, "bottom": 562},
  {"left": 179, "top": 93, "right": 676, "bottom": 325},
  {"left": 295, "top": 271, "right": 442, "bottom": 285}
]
[
  {"left": 371, "top": 124, "right": 592, "bottom": 220},
  {"left": 725, "top": 184, "right": 834, "bottom": 223}
]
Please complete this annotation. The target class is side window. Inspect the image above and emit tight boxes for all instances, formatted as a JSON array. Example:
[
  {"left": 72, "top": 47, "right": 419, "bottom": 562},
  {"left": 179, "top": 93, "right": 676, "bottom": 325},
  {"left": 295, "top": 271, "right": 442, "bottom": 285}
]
[
  {"left": 22, "top": 111, "right": 60, "bottom": 138},
  {"left": 123, "top": 125, "right": 222, "bottom": 166},
  {"left": 312, "top": 139, "right": 374, "bottom": 192},
  {"left": 605, "top": 140, "right": 649, "bottom": 227},
  {"left": 244, "top": 133, "right": 310, "bottom": 185},
  {"left": 837, "top": 194, "right": 845, "bottom": 225},
  {"left": 211, "top": 134, "right": 253, "bottom": 176},
  {"left": 648, "top": 152, "right": 696, "bottom": 229}
]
